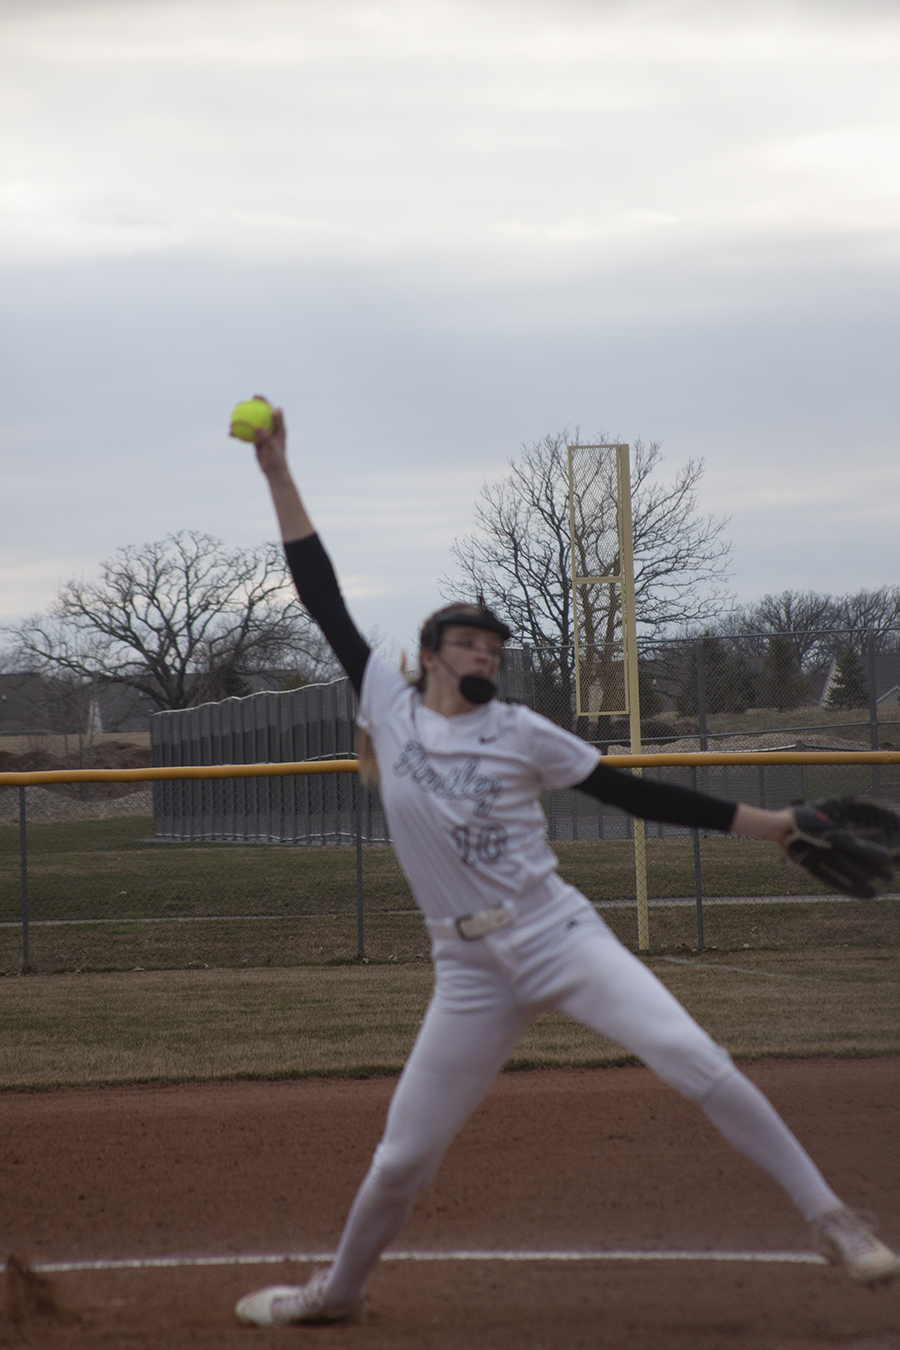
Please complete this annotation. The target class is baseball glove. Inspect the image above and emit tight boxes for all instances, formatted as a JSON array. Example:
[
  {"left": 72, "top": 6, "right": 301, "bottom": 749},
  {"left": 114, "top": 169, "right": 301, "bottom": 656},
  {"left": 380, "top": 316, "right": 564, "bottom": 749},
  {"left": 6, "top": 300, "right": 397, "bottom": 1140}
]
[{"left": 784, "top": 797, "right": 900, "bottom": 899}]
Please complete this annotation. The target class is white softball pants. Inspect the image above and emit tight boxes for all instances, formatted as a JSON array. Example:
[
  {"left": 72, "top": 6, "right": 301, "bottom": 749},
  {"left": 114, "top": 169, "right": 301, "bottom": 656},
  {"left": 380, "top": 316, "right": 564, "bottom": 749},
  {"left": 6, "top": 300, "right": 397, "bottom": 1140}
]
[{"left": 323, "top": 890, "right": 840, "bottom": 1305}]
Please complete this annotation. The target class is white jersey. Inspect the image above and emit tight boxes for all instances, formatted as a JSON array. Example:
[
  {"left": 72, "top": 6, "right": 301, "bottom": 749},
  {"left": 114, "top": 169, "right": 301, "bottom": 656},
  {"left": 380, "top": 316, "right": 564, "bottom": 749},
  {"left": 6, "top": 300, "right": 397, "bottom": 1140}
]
[{"left": 357, "top": 652, "right": 599, "bottom": 920}]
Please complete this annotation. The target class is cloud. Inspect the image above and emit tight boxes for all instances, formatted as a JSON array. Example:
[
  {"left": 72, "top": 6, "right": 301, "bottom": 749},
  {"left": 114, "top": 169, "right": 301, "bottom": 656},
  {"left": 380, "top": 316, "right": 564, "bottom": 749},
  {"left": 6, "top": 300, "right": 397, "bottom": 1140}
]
[
  {"left": 2, "top": 0, "right": 899, "bottom": 265},
  {"left": 1, "top": 0, "right": 898, "bottom": 645}
]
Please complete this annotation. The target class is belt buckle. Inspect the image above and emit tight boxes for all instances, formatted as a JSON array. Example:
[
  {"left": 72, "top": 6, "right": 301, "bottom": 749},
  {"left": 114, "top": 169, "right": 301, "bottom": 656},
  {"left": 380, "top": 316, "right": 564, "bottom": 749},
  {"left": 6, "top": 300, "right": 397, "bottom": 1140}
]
[{"left": 454, "top": 905, "right": 512, "bottom": 940}]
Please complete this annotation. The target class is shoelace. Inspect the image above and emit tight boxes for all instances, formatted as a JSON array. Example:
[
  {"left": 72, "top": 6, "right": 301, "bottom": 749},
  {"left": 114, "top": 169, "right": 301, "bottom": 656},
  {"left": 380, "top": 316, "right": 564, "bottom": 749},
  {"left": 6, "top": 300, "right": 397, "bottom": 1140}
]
[
  {"left": 823, "top": 1211, "right": 879, "bottom": 1256},
  {"left": 273, "top": 1279, "right": 328, "bottom": 1317}
]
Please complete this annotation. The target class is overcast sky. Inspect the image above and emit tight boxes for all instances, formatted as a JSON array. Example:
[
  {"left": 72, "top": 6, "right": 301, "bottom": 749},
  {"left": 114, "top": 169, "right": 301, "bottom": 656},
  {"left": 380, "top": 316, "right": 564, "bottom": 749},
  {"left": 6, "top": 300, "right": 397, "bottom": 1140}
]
[{"left": 2, "top": 0, "right": 898, "bottom": 654}]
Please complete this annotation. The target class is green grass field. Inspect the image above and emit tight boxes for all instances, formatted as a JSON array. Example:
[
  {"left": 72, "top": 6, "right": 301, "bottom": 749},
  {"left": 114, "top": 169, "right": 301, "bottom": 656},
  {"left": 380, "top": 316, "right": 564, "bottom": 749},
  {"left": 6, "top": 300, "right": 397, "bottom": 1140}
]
[
  {"left": 1, "top": 948, "right": 897, "bottom": 1089},
  {"left": 1, "top": 817, "right": 898, "bottom": 972},
  {"left": 2, "top": 817, "right": 898, "bottom": 1087}
]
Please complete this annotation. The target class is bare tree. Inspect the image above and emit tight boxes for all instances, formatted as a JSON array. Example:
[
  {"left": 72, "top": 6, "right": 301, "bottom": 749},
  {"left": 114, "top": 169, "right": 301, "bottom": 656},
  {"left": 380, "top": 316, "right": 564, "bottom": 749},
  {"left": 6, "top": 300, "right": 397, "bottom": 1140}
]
[
  {"left": 834, "top": 588, "right": 900, "bottom": 652},
  {"left": 718, "top": 591, "right": 842, "bottom": 665},
  {"left": 443, "top": 431, "right": 733, "bottom": 711},
  {"left": 6, "top": 532, "right": 338, "bottom": 713},
  {"left": 719, "top": 587, "right": 900, "bottom": 666}
]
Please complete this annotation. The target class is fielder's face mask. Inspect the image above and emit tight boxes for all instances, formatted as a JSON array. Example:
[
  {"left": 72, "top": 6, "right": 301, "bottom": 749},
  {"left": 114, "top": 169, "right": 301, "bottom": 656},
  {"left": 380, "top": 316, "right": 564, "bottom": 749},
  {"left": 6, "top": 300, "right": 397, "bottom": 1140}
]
[{"left": 419, "top": 604, "right": 512, "bottom": 705}]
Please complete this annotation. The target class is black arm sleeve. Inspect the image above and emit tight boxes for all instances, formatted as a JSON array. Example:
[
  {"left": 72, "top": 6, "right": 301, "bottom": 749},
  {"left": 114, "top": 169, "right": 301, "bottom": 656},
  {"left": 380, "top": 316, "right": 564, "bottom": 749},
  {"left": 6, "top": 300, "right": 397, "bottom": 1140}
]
[
  {"left": 283, "top": 535, "right": 371, "bottom": 697},
  {"left": 574, "top": 761, "right": 737, "bottom": 833}
]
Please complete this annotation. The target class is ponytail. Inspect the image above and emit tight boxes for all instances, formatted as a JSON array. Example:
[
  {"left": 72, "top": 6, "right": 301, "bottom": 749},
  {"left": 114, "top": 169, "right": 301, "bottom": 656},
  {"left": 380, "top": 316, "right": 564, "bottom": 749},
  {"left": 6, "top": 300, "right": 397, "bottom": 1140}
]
[
  {"left": 355, "top": 727, "right": 380, "bottom": 786},
  {"left": 355, "top": 652, "right": 419, "bottom": 786}
]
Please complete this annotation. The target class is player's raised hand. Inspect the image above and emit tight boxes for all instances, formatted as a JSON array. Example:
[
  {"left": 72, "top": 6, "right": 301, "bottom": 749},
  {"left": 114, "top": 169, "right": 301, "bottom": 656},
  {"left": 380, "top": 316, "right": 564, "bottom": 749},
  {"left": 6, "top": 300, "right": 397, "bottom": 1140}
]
[
  {"left": 252, "top": 397, "right": 288, "bottom": 478},
  {"left": 248, "top": 398, "right": 313, "bottom": 541}
]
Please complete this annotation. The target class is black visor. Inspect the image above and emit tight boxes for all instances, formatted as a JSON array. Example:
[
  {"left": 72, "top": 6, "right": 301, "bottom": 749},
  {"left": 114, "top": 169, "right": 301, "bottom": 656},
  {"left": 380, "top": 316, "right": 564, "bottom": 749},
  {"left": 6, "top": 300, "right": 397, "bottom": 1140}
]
[{"left": 420, "top": 605, "right": 512, "bottom": 651}]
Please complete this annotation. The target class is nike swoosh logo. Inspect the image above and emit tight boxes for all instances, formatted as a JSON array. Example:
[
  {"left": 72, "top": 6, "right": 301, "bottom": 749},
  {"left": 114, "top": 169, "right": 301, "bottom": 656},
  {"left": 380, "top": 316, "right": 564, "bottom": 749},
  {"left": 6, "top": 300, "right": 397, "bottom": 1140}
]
[{"left": 479, "top": 735, "right": 499, "bottom": 743}]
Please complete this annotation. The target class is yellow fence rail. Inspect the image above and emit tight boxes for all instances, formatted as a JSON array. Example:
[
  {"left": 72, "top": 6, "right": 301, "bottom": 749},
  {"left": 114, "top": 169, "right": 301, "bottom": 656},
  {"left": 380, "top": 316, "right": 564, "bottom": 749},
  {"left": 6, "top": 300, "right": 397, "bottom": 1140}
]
[
  {"left": 0, "top": 760, "right": 360, "bottom": 788},
  {"left": 604, "top": 751, "right": 900, "bottom": 769},
  {"left": 4, "top": 749, "right": 900, "bottom": 791}
]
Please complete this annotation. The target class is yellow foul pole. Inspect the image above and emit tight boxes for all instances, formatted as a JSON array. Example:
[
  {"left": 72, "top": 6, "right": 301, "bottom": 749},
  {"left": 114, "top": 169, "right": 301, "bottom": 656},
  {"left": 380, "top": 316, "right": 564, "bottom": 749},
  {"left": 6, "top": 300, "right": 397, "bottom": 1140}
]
[{"left": 616, "top": 444, "right": 650, "bottom": 951}]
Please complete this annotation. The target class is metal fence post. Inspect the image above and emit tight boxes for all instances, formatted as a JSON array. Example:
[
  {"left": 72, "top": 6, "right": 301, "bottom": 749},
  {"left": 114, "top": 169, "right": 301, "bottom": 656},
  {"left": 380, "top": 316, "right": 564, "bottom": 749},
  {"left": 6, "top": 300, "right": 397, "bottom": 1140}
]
[
  {"left": 691, "top": 643, "right": 708, "bottom": 950},
  {"left": 695, "top": 635, "right": 708, "bottom": 748},
  {"left": 354, "top": 775, "right": 365, "bottom": 959},
  {"left": 19, "top": 786, "right": 30, "bottom": 974},
  {"left": 522, "top": 642, "right": 534, "bottom": 709},
  {"left": 690, "top": 767, "right": 704, "bottom": 950},
  {"left": 794, "top": 740, "right": 807, "bottom": 801},
  {"left": 866, "top": 630, "right": 881, "bottom": 796}
]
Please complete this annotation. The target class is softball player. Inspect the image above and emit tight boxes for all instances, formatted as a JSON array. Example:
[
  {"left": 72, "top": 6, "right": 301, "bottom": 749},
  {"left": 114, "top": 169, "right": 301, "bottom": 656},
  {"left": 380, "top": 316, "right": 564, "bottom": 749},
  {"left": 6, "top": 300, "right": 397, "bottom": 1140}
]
[{"left": 237, "top": 407, "right": 899, "bottom": 1326}]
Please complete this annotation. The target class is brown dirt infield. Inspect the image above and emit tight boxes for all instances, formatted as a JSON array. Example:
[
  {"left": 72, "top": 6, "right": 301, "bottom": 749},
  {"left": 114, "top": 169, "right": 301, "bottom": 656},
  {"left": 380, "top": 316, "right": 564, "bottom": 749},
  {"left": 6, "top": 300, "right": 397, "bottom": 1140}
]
[{"left": 1, "top": 1060, "right": 899, "bottom": 1349}]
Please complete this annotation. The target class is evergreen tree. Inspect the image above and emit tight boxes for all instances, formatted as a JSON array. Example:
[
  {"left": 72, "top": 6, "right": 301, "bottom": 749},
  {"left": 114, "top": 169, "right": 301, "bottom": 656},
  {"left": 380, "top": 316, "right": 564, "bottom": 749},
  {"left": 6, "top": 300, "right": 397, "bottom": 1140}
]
[
  {"left": 676, "top": 635, "right": 755, "bottom": 717},
  {"left": 755, "top": 635, "right": 811, "bottom": 711},
  {"left": 638, "top": 663, "right": 664, "bottom": 718},
  {"left": 826, "top": 646, "right": 869, "bottom": 710}
]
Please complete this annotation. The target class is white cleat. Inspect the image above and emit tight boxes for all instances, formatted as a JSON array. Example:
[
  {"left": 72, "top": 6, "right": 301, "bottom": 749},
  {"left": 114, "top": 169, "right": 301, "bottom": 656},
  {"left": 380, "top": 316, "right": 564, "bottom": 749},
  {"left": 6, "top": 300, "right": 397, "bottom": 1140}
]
[
  {"left": 811, "top": 1207, "right": 900, "bottom": 1287},
  {"left": 235, "top": 1271, "right": 365, "bottom": 1326}
]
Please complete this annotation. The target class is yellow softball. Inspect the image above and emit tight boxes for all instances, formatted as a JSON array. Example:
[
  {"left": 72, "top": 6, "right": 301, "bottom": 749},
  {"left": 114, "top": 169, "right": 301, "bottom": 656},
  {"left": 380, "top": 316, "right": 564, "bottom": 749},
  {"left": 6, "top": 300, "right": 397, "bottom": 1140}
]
[{"left": 229, "top": 398, "right": 274, "bottom": 442}]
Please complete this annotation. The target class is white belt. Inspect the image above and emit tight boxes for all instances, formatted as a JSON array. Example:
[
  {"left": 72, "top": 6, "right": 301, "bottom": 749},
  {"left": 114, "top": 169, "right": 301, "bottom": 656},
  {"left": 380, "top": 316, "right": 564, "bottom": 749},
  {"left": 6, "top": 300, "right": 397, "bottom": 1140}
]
[{"left": 427, "top": 902, "right": 515, "bottom": 941}]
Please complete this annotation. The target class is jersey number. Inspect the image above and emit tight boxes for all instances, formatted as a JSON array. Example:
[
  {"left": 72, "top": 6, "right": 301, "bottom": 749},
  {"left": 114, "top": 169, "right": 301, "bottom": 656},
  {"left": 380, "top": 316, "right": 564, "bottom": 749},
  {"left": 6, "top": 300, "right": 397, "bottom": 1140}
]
[{"left": 451, "top": 824, "right": 509, "bottom": 866}]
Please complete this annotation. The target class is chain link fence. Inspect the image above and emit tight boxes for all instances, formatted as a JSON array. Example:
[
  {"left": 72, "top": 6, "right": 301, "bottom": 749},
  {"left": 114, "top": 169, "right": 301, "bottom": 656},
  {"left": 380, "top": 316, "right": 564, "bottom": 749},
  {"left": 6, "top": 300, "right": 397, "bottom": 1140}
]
[
  {"left": 524, "top": 627, "right": 900, "bottom": 753},
  {"left": 3, "top": 756, "right": 899, "bottom": 974},
  {"left": 2, "top": 625, "right": 899, "bottom": 973}
]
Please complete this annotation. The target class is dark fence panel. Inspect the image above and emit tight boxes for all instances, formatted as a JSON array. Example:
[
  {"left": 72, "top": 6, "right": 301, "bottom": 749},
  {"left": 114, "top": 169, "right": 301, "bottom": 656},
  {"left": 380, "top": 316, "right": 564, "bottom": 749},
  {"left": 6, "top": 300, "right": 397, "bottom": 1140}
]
[
  {"left": 149, "top": 656, "right": 540, "bottom": 845},
  {"left": 147, "top": 632, "right": 900, "bottom": 844},
  {"left": 151, "top": 678, "right": 393, "bottom": 843}
]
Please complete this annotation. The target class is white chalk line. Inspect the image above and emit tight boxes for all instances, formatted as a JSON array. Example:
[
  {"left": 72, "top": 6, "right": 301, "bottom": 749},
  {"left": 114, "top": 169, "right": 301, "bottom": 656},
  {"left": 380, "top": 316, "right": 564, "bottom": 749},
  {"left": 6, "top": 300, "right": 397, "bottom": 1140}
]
[{"left": 34, "top": 1249, "right": 827, "bottom": 1275}]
